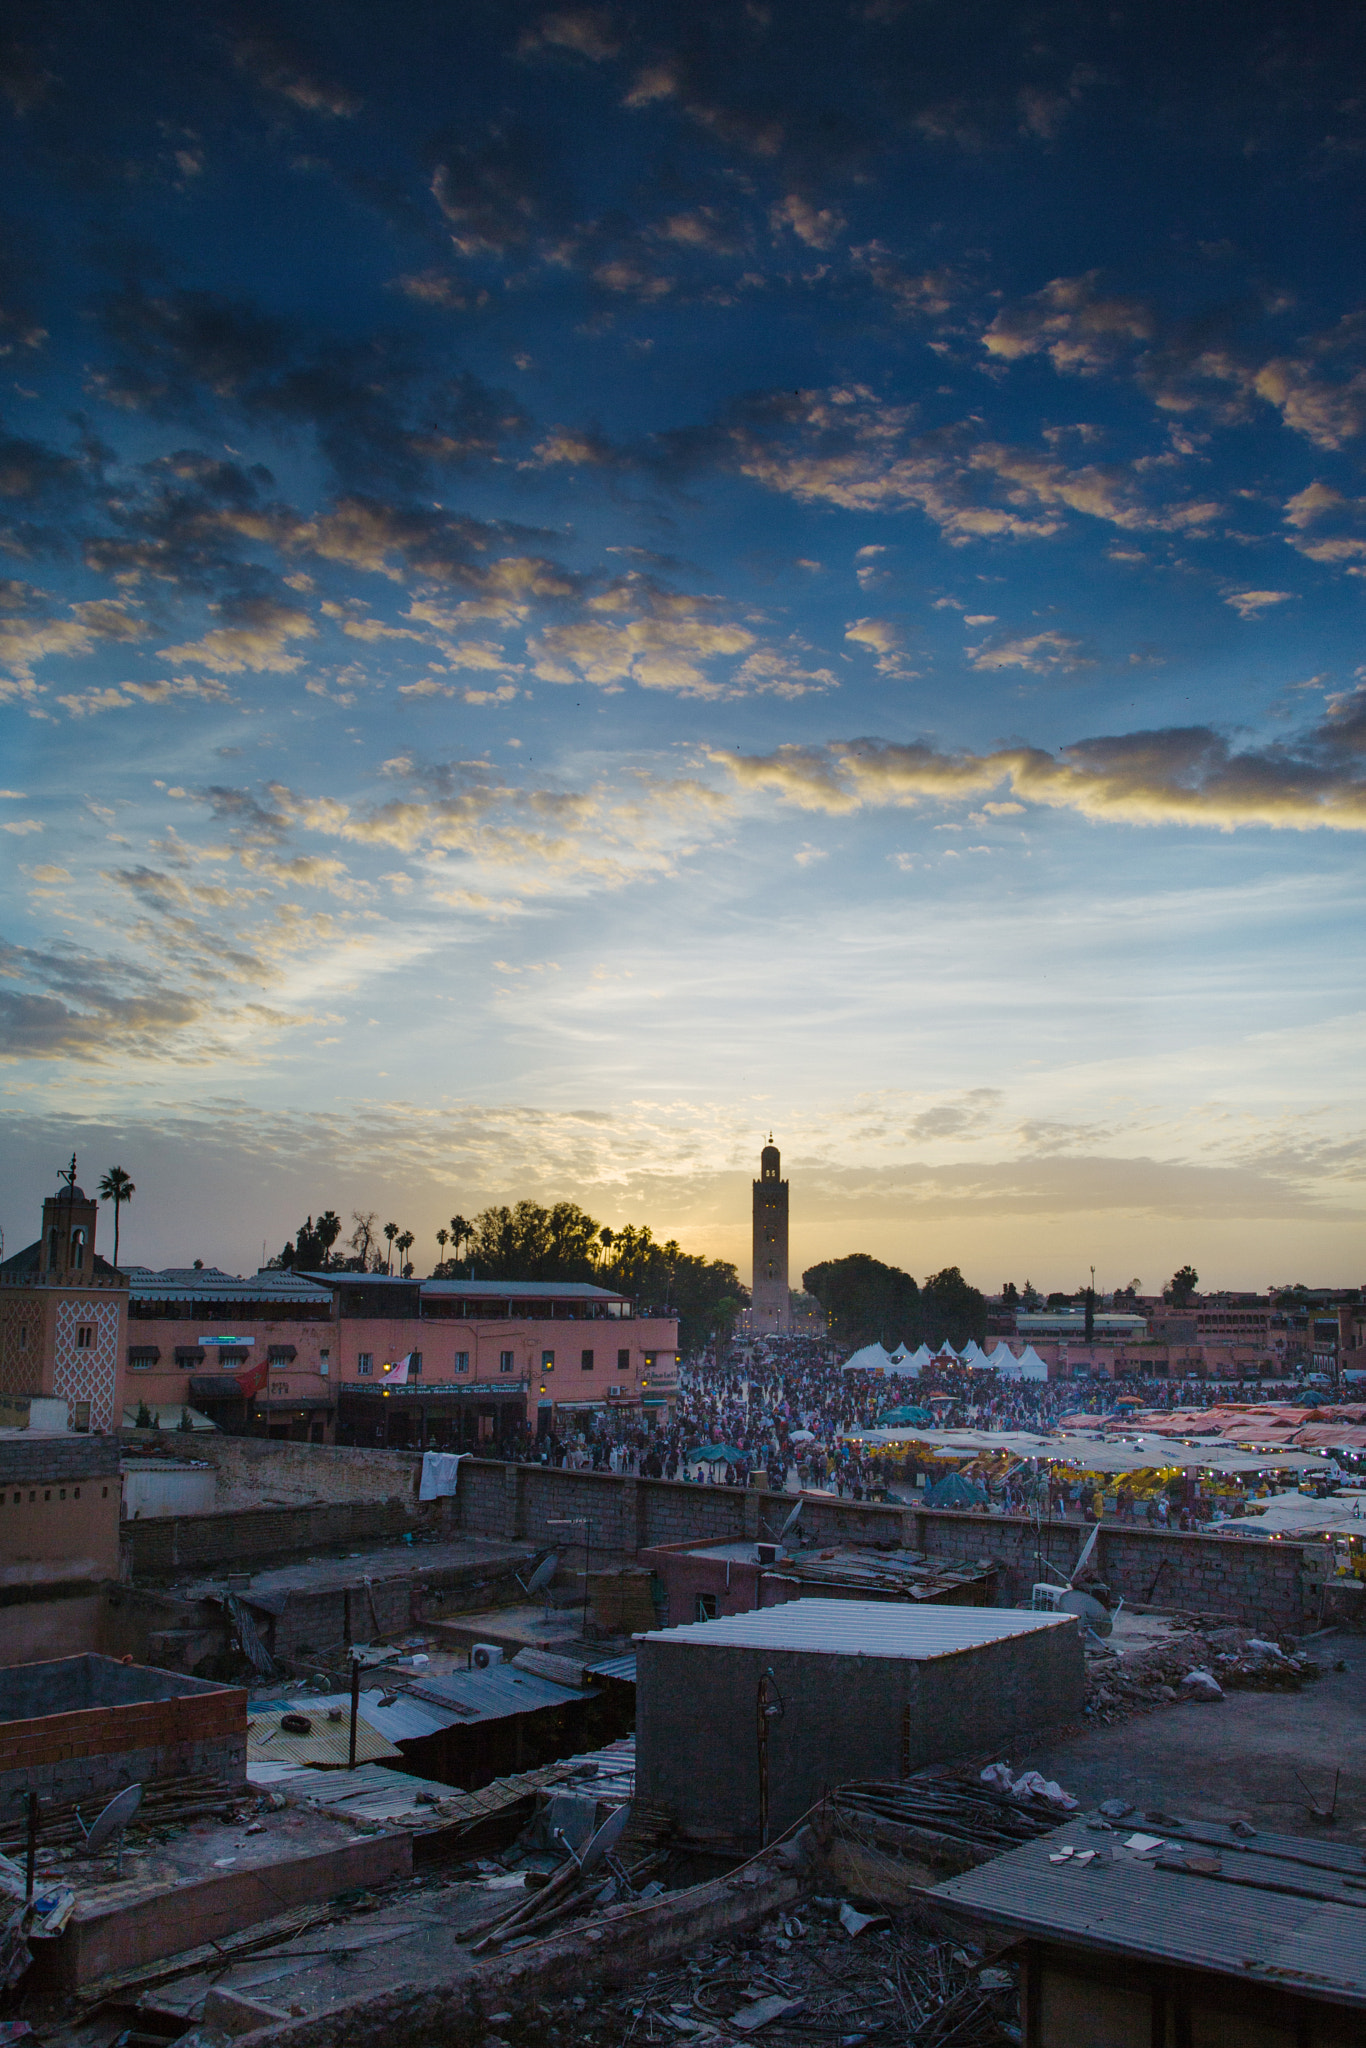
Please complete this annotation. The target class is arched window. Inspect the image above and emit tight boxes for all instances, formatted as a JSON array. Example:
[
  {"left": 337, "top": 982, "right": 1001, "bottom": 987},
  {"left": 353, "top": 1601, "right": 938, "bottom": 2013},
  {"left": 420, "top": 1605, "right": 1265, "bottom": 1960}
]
[
  {"left": 47, "top": 1228, "right": 59, "bottom": 1272},
  {"left": 69, "top": 1227, "right": 87, "bottom": 1265}
]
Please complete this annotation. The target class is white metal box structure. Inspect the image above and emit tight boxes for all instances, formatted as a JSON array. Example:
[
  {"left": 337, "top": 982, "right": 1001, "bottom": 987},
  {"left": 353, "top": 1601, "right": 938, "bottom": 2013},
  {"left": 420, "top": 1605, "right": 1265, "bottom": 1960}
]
[{"left": 635, "top": 1598, "right": 1084, "bottom": 1848}]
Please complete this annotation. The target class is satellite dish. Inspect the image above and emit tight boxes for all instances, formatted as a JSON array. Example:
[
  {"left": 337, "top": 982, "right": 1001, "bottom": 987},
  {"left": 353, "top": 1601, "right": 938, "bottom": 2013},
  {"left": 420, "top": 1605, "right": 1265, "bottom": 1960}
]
[
  {"left": 1059, "top": 1590, "right": 1112, "bottom": 1637},
  {"left": 79, "top": 1782, "right": 143, "bottom": 1852},
  {"left": 578, "top": 1801, "right": 630, "bottom": 1875},
  {"left": 777, "top": 1497, "right": 804, "bottom": 1546},
  {"left": 526, "top": 1551, "right": 559, "bottom": 1597}
]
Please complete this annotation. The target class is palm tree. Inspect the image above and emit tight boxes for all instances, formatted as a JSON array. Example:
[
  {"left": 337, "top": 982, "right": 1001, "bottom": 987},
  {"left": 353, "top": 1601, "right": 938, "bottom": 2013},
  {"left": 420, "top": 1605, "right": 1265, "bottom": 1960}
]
[
  {"left": 450, "top": 1214, "right": 471, "bottom": 1268},
  {"left": 436, "top": 1226, "right": 449, "bottom": 1271},
  {"left": 397, "top": 1229, "right": 414, "bottom": 1277},
  {"left": 97, "top": 1166, "right": 135, "bottom": 1272},
  {"left": 383, "top": 1221, "right": 399, "bottom": 1274}
]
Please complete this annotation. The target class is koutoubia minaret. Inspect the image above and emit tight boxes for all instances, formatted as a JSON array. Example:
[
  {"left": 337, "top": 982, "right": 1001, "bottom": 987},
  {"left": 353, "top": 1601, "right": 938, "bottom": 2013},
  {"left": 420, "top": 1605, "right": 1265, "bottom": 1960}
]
[{"left": 750, "top": 1136, "right": 791, "bottom": 1335}]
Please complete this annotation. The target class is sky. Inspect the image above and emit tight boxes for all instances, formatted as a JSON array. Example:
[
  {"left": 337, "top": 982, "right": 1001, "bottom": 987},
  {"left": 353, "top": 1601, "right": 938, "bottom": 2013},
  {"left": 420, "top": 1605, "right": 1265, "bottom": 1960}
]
[{"left": 2, "top": 0, "right": 1365, "bottom": 1293}]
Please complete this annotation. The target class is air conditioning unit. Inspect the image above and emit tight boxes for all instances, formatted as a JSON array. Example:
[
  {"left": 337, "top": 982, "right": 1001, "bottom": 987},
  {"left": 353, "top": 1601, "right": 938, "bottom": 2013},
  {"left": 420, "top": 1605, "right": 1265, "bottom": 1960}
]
[
  {"left": 607, "top": 1386, "right": 620, "bottom": 1399},
  {"left": 470, "top": 1643, "right": 503, "bottom": 1670}
]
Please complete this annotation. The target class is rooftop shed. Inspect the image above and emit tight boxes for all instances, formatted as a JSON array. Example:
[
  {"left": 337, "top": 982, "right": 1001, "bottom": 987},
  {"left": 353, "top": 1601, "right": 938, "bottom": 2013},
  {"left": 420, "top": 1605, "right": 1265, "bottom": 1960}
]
[{"left": 635, "top": 1600, "right": 1082, "bottom": 1850}]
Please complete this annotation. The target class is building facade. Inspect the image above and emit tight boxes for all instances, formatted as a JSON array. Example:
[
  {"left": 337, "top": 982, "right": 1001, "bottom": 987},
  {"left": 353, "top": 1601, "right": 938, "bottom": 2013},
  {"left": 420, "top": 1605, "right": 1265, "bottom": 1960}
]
[
  {"left": 0, "top": 1174, "right": 129, "bottom": 1433},
  {"left": 120, "top": 1269, "right": 681, "bottom": 1445},
  {"left": 750, "top": 1138, "right": 791, "bottom": 1336}
]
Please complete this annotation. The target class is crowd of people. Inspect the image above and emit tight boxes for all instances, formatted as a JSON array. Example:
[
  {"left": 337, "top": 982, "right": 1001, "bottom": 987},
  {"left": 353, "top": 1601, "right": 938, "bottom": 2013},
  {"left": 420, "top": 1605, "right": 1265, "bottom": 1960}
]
[{"left": 496, "top": 1336, "right": 1339, "bottom": 1522}]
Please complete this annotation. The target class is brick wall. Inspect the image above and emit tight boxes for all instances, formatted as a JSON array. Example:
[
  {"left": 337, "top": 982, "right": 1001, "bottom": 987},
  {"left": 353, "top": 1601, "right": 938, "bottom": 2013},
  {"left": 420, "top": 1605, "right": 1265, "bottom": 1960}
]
[
  {"left": 453, "top": 1463, "right": 1310, "bottom": 1633},
  {"left": 0, "top": 1679, "right": 246, "bottom": 1806}
]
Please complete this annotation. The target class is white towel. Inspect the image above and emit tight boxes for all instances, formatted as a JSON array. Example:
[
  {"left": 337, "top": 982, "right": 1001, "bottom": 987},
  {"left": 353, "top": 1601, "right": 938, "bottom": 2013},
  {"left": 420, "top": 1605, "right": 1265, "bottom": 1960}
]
[{"left": 419, "top": 1450, "right": 466, "bottom": 1500}]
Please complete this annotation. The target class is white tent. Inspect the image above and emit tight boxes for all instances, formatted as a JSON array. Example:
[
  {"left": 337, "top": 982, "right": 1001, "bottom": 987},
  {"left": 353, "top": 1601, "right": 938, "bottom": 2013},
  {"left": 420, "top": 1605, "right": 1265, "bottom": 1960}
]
[
  {"left": 842, "top": 1341, "right": 894, "bottom": 1373},
  {"left": 959, "top": 1339, "right": 986, "bottom": 1367},
  {"left": 982, "top": 1341, "right": 1019, "bottom": 1368},
  {"left": 990, "top": 1343, "right": 1050, "bottom": 1382},
  {"left": 930, "top": 1340, "right": 960, "bottom": 1362}
]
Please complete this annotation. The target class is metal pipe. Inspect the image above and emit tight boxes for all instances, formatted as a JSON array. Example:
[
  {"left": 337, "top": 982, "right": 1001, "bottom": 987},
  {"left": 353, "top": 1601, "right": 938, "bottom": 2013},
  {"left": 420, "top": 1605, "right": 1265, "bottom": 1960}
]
[
  {"left": 348, "top": 1652, "right": 360, "bottom": 1771},
  {"left": 26, "top": 1791, "right": 38, "bottom": 1902}
]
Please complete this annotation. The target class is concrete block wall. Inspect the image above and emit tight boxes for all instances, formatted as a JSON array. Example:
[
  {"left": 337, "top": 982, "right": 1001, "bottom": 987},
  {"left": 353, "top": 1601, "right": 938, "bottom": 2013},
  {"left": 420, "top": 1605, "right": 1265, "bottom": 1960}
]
[
  {"left": 451, "top": 1463, "right": 1310, "bottom": 1633},
  {"left": 120, "top": 1496, "right": 450, "bottom": 1579},
  {"left": 0, "top": 1680, "right": 246, "bottom": 1806},
  {"left": 0, "top": 1435, "right": 121, "bottom": 1486}
]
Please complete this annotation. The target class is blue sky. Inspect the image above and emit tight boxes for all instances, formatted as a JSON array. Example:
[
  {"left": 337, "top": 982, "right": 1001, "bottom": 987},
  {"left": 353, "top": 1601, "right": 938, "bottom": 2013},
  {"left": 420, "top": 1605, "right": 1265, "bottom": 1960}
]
[{"left": 2, "top": 1, "right": 1364, "bottom": 1289}]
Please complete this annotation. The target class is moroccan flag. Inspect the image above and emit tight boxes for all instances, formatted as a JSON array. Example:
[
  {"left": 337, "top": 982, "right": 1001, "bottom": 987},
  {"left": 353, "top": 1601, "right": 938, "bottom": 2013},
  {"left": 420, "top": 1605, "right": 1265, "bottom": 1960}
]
[{"left": 234, "top": 1357, "right": 270, "bottom": 1402}]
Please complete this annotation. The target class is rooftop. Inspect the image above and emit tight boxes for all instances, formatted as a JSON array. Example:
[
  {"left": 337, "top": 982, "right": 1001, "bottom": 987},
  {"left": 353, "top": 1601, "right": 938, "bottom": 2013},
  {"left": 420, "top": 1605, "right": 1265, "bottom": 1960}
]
[
  {"left": 127, "top": 1265, "right": 333, "bottom": 1303},
  {"left": 635, "top": 1597, "right": 1073, "bottom": 1658},
  {"left": 932, "top": 1813, "right": 1366, "bottom": 2010}
]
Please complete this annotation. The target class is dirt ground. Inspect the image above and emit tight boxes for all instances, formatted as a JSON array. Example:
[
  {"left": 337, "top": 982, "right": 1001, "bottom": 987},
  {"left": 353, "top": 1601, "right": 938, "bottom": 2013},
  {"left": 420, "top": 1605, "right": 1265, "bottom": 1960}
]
[{"left": 1011, "top": 1626, "right": 1366, "bottom": 1836}]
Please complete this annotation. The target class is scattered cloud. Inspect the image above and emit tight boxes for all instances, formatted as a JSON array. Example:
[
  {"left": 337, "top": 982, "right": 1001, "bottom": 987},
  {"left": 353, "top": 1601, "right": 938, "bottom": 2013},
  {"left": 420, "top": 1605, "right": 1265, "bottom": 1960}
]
[
  {"left": 966, "top": 629, "right": 1091, "bottom": 672},
  {"left": 1224, "top": 589, "right": 1293, "bottom": 619}
]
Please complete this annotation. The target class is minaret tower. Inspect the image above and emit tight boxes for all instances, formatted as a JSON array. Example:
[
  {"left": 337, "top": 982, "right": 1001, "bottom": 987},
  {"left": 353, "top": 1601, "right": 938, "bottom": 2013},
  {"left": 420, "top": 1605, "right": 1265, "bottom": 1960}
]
[{"left": 750, "top": 1136, "right": 791, "bottom": 1335}]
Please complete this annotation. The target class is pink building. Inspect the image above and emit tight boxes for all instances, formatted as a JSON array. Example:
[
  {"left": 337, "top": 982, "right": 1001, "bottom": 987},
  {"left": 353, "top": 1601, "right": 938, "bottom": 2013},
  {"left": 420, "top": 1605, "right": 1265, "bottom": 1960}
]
[{"left": 123, "top": 1268, "right": 680, "bottom": 1445}]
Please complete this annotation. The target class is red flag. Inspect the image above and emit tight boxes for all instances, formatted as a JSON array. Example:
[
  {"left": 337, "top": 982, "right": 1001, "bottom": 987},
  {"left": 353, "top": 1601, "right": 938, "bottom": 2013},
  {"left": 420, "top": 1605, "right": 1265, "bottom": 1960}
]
[{"left": 234, "top": 1357, "right": 270, "bottom": 1402}]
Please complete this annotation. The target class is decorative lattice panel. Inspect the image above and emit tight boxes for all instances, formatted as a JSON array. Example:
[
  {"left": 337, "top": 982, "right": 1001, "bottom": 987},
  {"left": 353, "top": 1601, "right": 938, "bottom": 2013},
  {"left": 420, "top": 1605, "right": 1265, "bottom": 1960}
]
[
  {"left": 0, "top": 1299, "right": 42, "bottom": 1399},
  {"left": 53, "top": 1297, "right": 121, "bottom": 1431}
]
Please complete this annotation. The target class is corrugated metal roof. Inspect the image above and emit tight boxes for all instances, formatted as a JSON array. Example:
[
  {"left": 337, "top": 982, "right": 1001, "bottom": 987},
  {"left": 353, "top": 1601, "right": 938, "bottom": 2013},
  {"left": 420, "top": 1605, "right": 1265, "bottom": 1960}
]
[
  {"left": 587, "top": 1653, "right": 637, "bottom": 1683},
  {"left": 246, "top": 1701, "right": 402, "bottom": 1766},
  {"left": 421, "top": 1280, "right": 625, "bottom": 1301},
  {"left": 405, "top": 1666, "right": 584, "bottom": 1725},
  {"left": 127, "top": 1266, "right": 332, "bottom": 1304},
  {"left": 931, "top": 1817, "right": 1366, "bottom": 2009},
  {"left": 636, "top": 1597, "right": 1074, "bottom": 1658}
]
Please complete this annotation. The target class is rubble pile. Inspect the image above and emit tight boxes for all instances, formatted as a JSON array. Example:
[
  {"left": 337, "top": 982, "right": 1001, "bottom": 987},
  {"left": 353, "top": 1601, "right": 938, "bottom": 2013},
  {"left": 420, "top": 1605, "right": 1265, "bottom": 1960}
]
[
  {"left": 509, "top": 1902, "right": 1021, "bottom": 2048},
  {"left": 1085, "top": 1626, "right": 1322, "bottom": 1724}
]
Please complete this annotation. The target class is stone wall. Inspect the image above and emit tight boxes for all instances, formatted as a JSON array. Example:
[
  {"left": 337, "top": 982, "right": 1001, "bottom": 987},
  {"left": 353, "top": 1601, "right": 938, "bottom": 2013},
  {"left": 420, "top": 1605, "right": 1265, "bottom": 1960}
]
[
  {"left": 120, "top": 1430, "right": 423, "bottom": 1510},
  {"left": 452, "top": 1463, "right": 1310, "bottom": 1633}
]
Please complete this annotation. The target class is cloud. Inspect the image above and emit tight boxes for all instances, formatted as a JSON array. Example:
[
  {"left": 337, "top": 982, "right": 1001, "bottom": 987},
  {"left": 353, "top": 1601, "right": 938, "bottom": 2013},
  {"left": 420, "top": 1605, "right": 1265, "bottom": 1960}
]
[
  {"left": 2, "top": 818, "right": 41, "bottom": 835},
  {"left": 233, "top": 35, "right": 361, "bottom": 116},
  {"left": 712, "top": 695, "right": 1366, "bottom": 834},
  {"left": 1224, "top": 590, "right": 1293, "bottom": 619},
  {"left": 56, "top": 673, "right": 232, "bottom": 717},
  {"left": 529, "top": 576, "right": 758, "bottom": 697},
  {"left": 844, "top": 616, "right": 912, "bottom": 676},
  {"left": 769, "top": 194, "right": 845, "bottom": 250},
  {"left": 983, "top": 272, "right": 1155, "bottom": 373},
  {"left": 0, "top": 598, "right": 147, "bottom": 701},
  {"left": 722, "top": 386, "right": 1219, "bottom": 539},
  {"left": 159, "top": 598, "right": 316, "bottom": 673},
  {"left": 966, "top": 629, "right": 1091, "bottom": 672},
  {"left": 429, "top": 126, "right": 563, "bottom": 256},
  {"left": 518, "top": 11, "right": 620, "bottom": 62}
]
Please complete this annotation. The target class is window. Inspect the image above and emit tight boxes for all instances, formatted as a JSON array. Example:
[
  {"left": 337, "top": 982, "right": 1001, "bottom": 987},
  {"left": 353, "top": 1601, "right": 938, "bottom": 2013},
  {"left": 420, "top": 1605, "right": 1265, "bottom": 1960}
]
[
  {"left": 695, "top": 1593, "right": 718, "bottom": 1622},
  {"left": 617, "top": 1348, "right": 630, "bottom": 1372},
  {"left": 454, "top": 1350, "right": 469, "bottom": 1373},
  {"left": 357, "top": 1352, "right": 373, "bottom": 1376},
  {"left": 500, "top": 1350, "right": 515, "bottom": 1373},
  {"left": 17, "top": 1325, "right": 27, "bottom": 1350},
  {"left": 76, "top": 1326, "right": 93, "bottom": 1350},
  {"left": 581, "top": 1349, "right": 594, "bottom": 1372},
  {"left": 409, "top": 1353, "right": 422, "bottom": 1376},
  {"left": 319, "top": 1350, "right": 330, "bottom": 1377},
  {"left": 540, "top": 1349, "right": 554, "bottom": 1373}
]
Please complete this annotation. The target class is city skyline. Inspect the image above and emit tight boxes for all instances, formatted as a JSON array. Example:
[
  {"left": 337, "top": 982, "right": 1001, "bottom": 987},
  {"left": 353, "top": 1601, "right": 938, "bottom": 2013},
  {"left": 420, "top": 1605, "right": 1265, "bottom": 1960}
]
[{"left": 2, "top": 4, "right": 1364, "bottom": 1286}]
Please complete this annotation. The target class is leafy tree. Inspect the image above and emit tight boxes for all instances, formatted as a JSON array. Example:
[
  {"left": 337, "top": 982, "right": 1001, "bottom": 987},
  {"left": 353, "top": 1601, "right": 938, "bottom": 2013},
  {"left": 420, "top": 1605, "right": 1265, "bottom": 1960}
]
[
  {"left": 1047, "top": 1291, "right": 1074, "bottom": 1307},
  {"left": 1021, "top": 1280, "right": 1043, "bottom": 1309},
  {"left": 436, "top": 1226, "right": 449, "bottom": 1266},
  {"left": 449, "top": 1214, "right": 472, "bottom": 1265},
  {"left": 921, "top": 1266, "right": 988, "bottom": 1349},
  {"left": 97, "top": 1165, "right": 135, "bottom": 1271},
  {"left": 1000, "top": 1281, "right": 1020, "bottom": 1307},
  {"left": 1167, "top": 1264, "right": 1199, "bottom": 1307},
  {"left": 1084, "top": 1286, "right": 1095, "bottom": 1343},
  {"left": 802, "top": 1254, "right": 921, "bottom": 1349},
  {"left": 270, "top": 1209, "right": 345, "bottom": 1271}
]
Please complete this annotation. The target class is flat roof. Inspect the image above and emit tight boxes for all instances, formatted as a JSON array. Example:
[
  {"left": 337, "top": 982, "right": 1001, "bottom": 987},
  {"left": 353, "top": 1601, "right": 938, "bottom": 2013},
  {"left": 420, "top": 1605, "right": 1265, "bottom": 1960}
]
[
  {"left": 421, "top": 1279, "right": 628, "bottom": 1301},
  {"left": 127, "top": 1266, "right": 332, "bottom": 1304},
  {"left": 635, "top": 1597, "right": 1073, "bottom": 1657},
  {"left": 932, "top": 1815, "right": 1366, "bottom": 2009}
]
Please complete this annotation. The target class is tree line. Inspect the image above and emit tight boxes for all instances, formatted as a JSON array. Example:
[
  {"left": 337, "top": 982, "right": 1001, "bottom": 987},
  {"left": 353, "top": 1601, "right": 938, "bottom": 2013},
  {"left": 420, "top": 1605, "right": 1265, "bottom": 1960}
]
[
  {"left": 802, "top": 1254, "right": 989, "bottom": 1351},
  {"left": 269, "top": 1198, "right": 746, "bottom": 1354}
]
